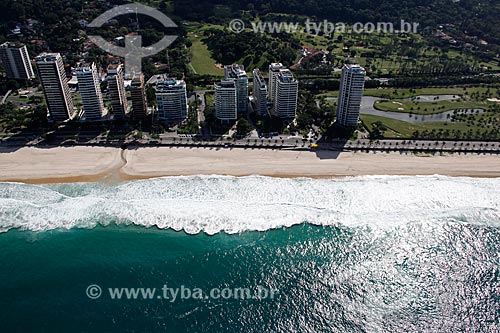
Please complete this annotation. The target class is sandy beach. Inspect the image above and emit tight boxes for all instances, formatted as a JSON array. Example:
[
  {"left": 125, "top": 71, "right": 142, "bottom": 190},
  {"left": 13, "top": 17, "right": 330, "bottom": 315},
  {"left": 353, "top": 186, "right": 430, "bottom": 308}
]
[
  {"left": 0, "top": 146, "right": 499, "bottom": 183},
  {"left": 0, "top": 146, "right": 124, "bottom": 183}
]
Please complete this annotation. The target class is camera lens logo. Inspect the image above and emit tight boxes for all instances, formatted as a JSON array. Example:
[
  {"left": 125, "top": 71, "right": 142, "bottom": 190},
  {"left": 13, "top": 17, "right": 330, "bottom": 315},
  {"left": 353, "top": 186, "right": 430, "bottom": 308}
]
[{"left": 88, "top": 4, "right": 178, "bottom": 77}]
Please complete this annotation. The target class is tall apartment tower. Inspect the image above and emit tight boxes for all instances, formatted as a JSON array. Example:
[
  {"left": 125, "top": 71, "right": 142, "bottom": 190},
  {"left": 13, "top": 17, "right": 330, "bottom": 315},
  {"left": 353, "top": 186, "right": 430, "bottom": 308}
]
[
  {"left": 76, "top": 63, "right": 106, "bottom": 121},
  {"left": 0, "top": 42, "right": 35, "bottom": 80},
  {"left": 107, "top": 64, "right": 129, "bottom": 120},
  {"left": 273, "top": 69, "right": 298, "bottom": 119},
  {"left": 35, "top": 53, "right": 74, "bottom": 122},
  {"left": 268, "top": 62, "right": 285, "bottom": 102},
  {"left": 252, "top": 69, "right": 268, "bottom": 116},
  {"left": 130, "top": 73, "right": 147, "bottom": 120},
  {"left": 215, "top": 79, "right": 237, "bottom": 121},
  {"left": 155, "top": 76, "right": 188, "bottom": 121},
  {"left": 224, "top": 64, "right": 248, "bottom": 113},
  {"left": 336, "top": 64, "right": 366, "bottom": 127}
]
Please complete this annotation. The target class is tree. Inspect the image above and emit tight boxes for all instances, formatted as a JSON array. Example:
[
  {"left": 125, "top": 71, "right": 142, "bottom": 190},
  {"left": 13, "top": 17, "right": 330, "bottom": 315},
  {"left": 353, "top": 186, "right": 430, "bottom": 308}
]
[
  {"left": 236, "top": 118, "right": 252, "bottom": 137},
  {"left": 6, "top": 80, "right": 19, "bottom": 91}
]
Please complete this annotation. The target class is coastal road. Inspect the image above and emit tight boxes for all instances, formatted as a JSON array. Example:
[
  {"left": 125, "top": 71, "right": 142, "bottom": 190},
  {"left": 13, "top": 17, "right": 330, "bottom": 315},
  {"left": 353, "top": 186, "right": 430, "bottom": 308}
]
[{"left": 2, "top": 131, "right": 500, "bottom": 155}]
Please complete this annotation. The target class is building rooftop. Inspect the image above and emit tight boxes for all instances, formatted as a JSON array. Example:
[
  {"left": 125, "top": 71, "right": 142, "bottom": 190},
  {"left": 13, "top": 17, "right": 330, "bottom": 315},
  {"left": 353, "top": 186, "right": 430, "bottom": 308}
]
[
  {"left": 216, "top": 80, "right": 236, "bottom": 88},
  {"left": 107, "top": 64, "right": 122, "bottom": 75},
  {"left": 225, "top": 64, "right": 247, "bottom": 78},
  {"left": 253, "top": 69, "right": 266, "bottom": 86},
  {"left": 68, "top": 76, "right": 78, "bottom": 85},
  {"left": 75, "top": 64, "right": 95, "bottom": 74},
  {"left": 277, "top": 69, "right": 296, "bottom": 83},
  {"left": 344, "top": 64, "right": 366, "bottom": 74},
  {"left": 130, "top": 74, "right": 144, "bottom": 86},
  {"left": 0, "top": 41, "right": 26, "bottom": 49},
  {"left": 146, "top": 74, "right": 170, "bottom": 86},
  {"left": 269, "top": 63, "right": 285, "bottom": 71},
  {"left": 156, "top": 77, "right": 186, "bottom": 91},
  {"left": 35, "top": 53, "right": 61, "bottom": 62}
]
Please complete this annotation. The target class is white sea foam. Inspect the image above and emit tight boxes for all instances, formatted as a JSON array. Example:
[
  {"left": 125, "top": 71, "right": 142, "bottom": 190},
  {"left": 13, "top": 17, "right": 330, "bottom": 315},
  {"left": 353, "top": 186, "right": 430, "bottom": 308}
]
[{"left": 0, "top": 175, "right": 499, "bottom": 234}]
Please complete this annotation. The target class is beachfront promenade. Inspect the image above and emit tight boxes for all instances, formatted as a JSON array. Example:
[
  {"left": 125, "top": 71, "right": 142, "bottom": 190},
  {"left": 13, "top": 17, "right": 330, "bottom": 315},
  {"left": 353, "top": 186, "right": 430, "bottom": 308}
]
[{"left": 2, "top": 132, "right": 500, "bottom": 155}]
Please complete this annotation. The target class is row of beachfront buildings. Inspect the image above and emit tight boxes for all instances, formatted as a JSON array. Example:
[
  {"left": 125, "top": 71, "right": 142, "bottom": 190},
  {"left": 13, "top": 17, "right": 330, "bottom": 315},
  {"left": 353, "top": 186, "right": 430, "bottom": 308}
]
[
  {"left": 218, "top": 62, "right": 367, "bottom": 127},
  {"left": 214, "top": 63, "right": 299, "bottom": 120},
  {"left": 1, "top": 41, "right": 366, "bottom": 127},
  {"left": 1, "top": 42, "right": 149, "bottom": 122}
]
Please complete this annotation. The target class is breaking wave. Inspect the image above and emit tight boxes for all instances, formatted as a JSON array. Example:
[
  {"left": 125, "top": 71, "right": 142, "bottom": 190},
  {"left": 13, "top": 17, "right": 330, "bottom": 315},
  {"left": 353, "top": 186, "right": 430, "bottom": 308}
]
[{"left": 0, "top": 175, "right": 499, "bottom": 234}]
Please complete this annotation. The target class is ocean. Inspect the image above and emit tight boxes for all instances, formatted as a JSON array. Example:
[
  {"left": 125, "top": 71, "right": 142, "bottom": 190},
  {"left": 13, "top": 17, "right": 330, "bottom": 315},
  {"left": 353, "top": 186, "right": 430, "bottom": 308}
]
[{"left": 0, "top": 175, "right": 499, "bottom": 332}]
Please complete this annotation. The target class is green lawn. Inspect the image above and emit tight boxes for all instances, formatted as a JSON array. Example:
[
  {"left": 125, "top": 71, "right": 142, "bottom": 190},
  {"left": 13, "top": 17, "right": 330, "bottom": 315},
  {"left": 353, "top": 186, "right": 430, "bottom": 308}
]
[
  {"left": 479, "top": 60, "right": 500, "bottom": 71},
  {"left": 373, "top": 99, "right": 489, "bottom": 115},
  {"left": 361, "top": 114, "right": 423, "bottom": 137},
  {"left": 319, "top": 87, "right": 465, "bottom": 99},
  {"left": 187, "top": 24, "right": 268, "bottom": 75},
  {"left": 361, "top": 113, "right": 498, "bottom": 139},
  {"left": 204, "top": 92, "right": 214, "bottom": 107},
  {"left": 188, "top": 33, "right": 224, "bottom": 76},
  {"left": 317, "top": 85, "right": 499, "bottom": 98},
  {"left": 6, "top": 96, "right": 26, "bottom": 103},
  {"left": 363, "top": 86, "right": 500, "bottom": 99}
]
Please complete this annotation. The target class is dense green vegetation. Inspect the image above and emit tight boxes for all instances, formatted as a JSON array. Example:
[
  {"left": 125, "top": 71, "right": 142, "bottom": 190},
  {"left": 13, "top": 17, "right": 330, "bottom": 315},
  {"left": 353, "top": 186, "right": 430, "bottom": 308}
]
[
  {"left": 177, "top": 109, "right": 200, "bottom": 134},
  {"left": 0, "top": 102, "right": 47, "bottom": 131},
  {"left": 235, "top": 118, "right": 252, "bottom": 137},
  {"left": 0, "top": 0, "right": 191, "bottom": 80},
  {"left": 293, "top": 29, "right": 488, "bottom": 77},
  {"left": 184, "top": 19, "right": 499, "bottom": 79},
  {"left": 4, "top": 0, "right": 498, "bottom": 78},
  {"left": 249, "top": 91, "right": 335, "bottom": 137},
  {"left": 201, "top": 28, "right": 299, "bottom": 69},
  {"left": 2, "top": 0, "right": 500, "bottom": 142},
  {"left": 171, "top": 0, "right": 500, "bottom": 45}
]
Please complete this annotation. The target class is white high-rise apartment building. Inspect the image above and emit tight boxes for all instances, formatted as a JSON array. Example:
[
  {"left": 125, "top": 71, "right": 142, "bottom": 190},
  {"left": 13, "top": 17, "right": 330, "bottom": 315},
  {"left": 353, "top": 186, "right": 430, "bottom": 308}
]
[
  {"left": 0, "top": 42, "right": 35, "bottom": 80},
  {"left": 224, "top": 64, "right": 248, "bottom": 113},
  {"left": 336, "top": 64, "right": 366, "bottom": 127},
  {"left": 155, "top": 76, "right": 188, "bottom": 121},
  {"left": 35, "top": 53, "right": 74, "bottom": 121},
  {"left": 215, "top": 80, "right": 237, "bottom": 121},
  {"left": 273, "top": 69, "right": 298, "bottom": 119},
  {"left": 268, "top": 62, "right": 285, "bottom": 102},
  {"left": 76, "top": 63, "right": 106, "bottom": 121},
  {"left": 107, "top": 64, "right": 128, "bottom": 120},
  {"left": 252, "top": 69, "right": 268, "bottom": 116}
]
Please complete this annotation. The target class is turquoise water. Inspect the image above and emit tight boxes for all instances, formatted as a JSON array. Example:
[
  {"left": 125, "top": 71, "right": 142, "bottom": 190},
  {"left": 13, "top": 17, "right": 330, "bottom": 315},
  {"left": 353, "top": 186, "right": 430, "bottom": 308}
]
[{"left": 0, "top": 176, "right": 499, "bottom": 331}]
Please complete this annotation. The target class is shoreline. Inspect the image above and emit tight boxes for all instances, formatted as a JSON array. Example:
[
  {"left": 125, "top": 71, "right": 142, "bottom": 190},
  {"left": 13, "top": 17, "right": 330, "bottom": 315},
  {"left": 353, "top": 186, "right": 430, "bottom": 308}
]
[{"left": 1, "top": 146, "right": 500, "bottom": 184}]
